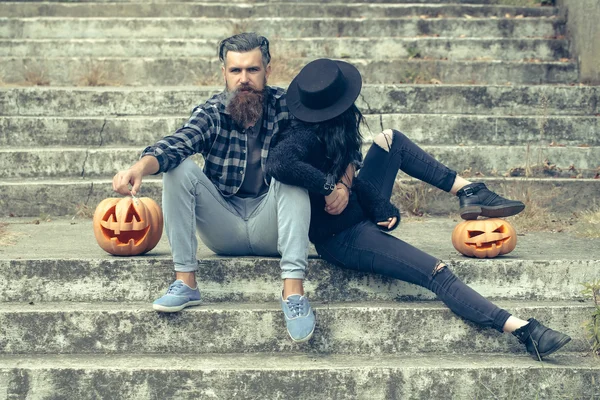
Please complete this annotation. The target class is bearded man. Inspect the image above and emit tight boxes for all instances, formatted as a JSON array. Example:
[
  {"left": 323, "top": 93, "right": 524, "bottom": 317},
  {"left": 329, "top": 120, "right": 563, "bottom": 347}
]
[{"left": 112, "top": 33, "right": 319, "bottom": 343}]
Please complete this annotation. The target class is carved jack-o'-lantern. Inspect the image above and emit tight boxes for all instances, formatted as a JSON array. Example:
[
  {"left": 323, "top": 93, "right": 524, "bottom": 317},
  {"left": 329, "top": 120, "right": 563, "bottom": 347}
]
[
  {"left": 452, "top": 218, "right": 517, "bottom": 259},
  {"left": 93, "top": 197, "right": 163, "bottom": 256}
]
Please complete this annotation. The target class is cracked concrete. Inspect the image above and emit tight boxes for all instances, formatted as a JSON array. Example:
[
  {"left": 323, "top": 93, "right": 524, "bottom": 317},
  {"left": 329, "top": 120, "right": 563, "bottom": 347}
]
[
  {"left": 358, "top": 92, "right": 373, "bottom": 114},
  {"left": 98, "top": 119, "right": 107, "bottom": 147},
  {"left": 80, "top": 149, "right": 89, "bottom": 178}
]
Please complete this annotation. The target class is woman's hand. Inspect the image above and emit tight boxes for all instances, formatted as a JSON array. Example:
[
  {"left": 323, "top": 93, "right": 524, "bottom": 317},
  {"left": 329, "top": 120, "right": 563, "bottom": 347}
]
[
  {"left": 325, "top": 184, "right": 349, "bottom": 215},
  {"left": 377, "top": 217, "right": 398, "bottom": 230}
]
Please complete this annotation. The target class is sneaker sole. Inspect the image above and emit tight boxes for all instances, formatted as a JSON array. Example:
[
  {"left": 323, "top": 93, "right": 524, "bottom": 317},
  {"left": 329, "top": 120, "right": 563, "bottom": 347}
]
[
  {"left": 461, "top": 204, "right": 525, "bottom": 220},
  {"left": 152, "top": 300, "right": 202, "bottom": 313},
  {"left": 534, "top": 336, "right": 572, "bottom": 360}
]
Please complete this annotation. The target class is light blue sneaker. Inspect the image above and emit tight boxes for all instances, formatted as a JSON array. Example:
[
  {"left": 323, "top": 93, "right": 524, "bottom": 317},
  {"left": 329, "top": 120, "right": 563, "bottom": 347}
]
[
  {"left": 152, "top": 280, "right": 202, "bottom": 312},
  {"left": 280, "top": 293, "right": 316, "bottom": 343}
]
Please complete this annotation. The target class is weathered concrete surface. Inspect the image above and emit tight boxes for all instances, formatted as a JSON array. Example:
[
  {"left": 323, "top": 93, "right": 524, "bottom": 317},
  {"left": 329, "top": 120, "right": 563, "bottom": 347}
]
[
  {"left": 1, "top": 85, "right": 597, "bottom": 116},
  {"left": 0, "top": 57, "right": 578, "bottom": 86},
  {"left": 1, "top": 145, "right": 597, "bottom": 178},
  {"left": 0, "top": 0, "right": 559, "bottom": 3},
  {"left": 0, "top": 3, "right": 558, "bottom": 18},
  {"left": 0, "top": 18, "right": 562, "bottom": 39},
  {"left": 557, "top": 0, "right": 600, "bottom": 84},
  {"left": 0, "top": 218, "right": 598, "bottom": 302},
  {"left": 0, "top": 301, "right": 591, "bottom": 354},
  {"left": 0, "top": 37, "right": 571, "bottom": 61},
  {"left": 0, "top": 354, "right": 597, "bottom": 400},
  {"left": 3, "top": 114, "right": 597, "bottom": 147},
  {"left": 1, "top": 177, "right": 599, "bottom": 217}
]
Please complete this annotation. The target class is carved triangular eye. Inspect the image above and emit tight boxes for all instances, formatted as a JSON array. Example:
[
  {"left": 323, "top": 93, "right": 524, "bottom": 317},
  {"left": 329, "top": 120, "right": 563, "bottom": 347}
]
[
  {"left": 102, "top": 206, "right": 117, "bottom": 222},
  {"left": 467, "top": 230, "right": 485, "bottom": 238},
  {"left": 492, "top": 226, "right": 506, "bottom": 233},
  {"left": 125, "top": 204, "right": 141, "bottom": 223}
]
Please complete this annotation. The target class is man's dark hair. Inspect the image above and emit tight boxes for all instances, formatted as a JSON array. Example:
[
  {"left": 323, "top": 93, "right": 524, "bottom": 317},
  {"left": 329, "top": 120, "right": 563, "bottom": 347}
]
[{"left": 218, "top": 32, "right": 271, "bottom": 68}]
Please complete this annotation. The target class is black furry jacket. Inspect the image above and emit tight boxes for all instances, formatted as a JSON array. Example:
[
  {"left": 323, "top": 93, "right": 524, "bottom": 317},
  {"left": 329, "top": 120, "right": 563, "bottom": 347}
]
[{"left": 266, "top": 121, "right": 400, "bottom": 244}]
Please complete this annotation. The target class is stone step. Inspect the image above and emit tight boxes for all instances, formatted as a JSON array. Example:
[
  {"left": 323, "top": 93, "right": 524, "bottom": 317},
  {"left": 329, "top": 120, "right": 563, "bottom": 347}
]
[
  {"left": 1, "top": 176, "right": 598, "bottom": 217},
  {"left": 0, "top": 300, "right": 591, "bottom": 354},
  {"left": 1, "top": 85, "right": 597, "bottom": 116},
  {"left": 1, "top": 145, "right": 597, "bottom": 179},
  {"left": 0, "top": 17, "right": 562, "bottom": 39},
  {"left": 2, "top": 218, "right": 598, "bottom": 303},
  {"left": 0, "top": 3, "right": 558, "bottom": 18},
  {"left": 0, "top": 353, "right": 597, "bottom": 399},
  {"left": 3, "top": 114, "right": 596, "bottom": 147},
  {"left": 0, "top": 37, "right": 570, "bottom": 61},
  {"left": 1, "top": 0, "right": 553, "bottom": 3},
  {"left": 0, "top": 57, "right": 577, "bottom": 86}
]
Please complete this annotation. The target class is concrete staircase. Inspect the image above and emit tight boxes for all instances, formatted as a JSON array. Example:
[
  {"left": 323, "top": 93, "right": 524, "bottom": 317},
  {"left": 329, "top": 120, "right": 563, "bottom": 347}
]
[{"left": 0, "top": 0, "right": 599, "bottom": 398}]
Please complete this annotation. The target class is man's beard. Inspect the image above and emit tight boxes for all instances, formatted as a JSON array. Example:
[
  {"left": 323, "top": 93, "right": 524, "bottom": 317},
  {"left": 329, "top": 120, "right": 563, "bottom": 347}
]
[{"left": 226, "top": 85, "right": 265, "bottom": 128}]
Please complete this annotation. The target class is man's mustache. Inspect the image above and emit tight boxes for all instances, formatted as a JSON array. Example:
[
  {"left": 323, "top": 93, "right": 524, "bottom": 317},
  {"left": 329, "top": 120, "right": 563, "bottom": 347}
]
[{"left": 236, "top": 84, "right": 260, "bottom": 93}]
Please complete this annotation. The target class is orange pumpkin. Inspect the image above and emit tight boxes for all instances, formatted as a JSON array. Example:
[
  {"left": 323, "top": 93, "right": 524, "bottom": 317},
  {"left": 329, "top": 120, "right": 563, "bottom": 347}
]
[
  {"left": 93, "top": 197, "right": 163, "bottom": 256},
  {"left": 452, "top": 218, "right": 517, "bottom": 259}
]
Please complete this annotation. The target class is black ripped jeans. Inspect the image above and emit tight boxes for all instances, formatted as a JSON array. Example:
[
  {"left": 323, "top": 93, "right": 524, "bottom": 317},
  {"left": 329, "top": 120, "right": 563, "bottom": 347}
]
[{"left": 315, "top": 130, "right": 511, "bottom": 332}]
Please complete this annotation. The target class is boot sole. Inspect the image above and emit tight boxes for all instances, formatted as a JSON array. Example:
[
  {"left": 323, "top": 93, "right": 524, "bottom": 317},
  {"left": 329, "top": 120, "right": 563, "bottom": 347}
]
[
  {"left": 533, "top": 336, "right": 572, "bottom": 360},
  {"left": 460, "top": 204, "right": 525, "bottom": 220}
]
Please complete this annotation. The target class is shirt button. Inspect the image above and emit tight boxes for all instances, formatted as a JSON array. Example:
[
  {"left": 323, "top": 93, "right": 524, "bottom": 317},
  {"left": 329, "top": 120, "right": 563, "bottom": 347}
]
[{"left": 240, "top": 169, "right": 244, "bottom": 174}]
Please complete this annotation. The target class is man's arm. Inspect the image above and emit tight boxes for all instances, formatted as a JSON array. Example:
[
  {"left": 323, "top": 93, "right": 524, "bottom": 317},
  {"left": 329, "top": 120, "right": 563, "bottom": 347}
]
[
  {"left": 112, "top": 104, "right": 216, "bottom": 196},
  {"left": 113, "top": 155, "right": 160, "bottom": 196}
]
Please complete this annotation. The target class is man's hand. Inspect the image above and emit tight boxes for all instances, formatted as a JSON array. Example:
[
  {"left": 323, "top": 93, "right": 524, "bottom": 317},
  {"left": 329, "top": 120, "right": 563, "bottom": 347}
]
[
  {"left": 113, "top": 168, "right": 143, "bottom": 196},
  {"left": 325, "top": 184, "right": 350, "bottom": 215},
  {"left": 112, "top": 156, "right": 160, "bottom": 196}
]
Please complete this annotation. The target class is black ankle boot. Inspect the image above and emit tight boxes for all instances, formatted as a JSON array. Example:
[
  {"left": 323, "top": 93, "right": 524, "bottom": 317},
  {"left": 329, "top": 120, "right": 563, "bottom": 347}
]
[
  {"left": 512, "top": 318, "right": 571, "bottom": 360},
  {"left": 457, "top": 182, "right": 525, "bottom": 220}
]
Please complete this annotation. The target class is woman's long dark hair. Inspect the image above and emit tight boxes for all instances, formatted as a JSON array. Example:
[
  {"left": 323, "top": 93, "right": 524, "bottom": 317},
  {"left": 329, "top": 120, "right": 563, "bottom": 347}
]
[{"left": 312, "top": 103, "right": 364, "bottom": 181}]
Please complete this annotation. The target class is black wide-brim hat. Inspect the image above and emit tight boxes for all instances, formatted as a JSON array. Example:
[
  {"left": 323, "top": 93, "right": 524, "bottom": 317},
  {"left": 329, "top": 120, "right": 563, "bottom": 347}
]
[{"left": 286, "top": 58, "right": 362, "bottom": 123}]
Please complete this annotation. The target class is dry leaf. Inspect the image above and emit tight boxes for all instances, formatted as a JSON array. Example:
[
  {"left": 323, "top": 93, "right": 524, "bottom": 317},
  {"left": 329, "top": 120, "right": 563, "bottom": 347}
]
[
  {"left": 578, "top": 144, "right": 590, "bottom": 148},
  {"left": 549, "top": 141, "right": 566, "bottom": 147},
  {"left": 559, "top": 58, "right": 570, "bottom": 62},
  {"left": 515, "top": 15, "right": 524, "bottom": 19}
]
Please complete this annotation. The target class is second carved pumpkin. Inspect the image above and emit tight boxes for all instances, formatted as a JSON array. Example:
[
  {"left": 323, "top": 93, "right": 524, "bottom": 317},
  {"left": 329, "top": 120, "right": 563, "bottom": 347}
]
[{"left": 452, "top": 218, "right": 517, "bottom": 259}]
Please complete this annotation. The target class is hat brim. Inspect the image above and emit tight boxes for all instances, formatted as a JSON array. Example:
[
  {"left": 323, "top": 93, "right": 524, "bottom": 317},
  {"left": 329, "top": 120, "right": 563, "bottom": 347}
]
[{"left": 286, "top": 60, "right": 362, "bottom": 123}]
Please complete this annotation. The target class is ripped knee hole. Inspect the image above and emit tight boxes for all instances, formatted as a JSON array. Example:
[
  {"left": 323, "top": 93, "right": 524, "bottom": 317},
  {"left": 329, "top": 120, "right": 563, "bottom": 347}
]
[
  {"left": 432, "top": 261, "right": 447, "bottom": 278},
  {"left": 374, "top": 129, "right": 394, "bottom": 152}
]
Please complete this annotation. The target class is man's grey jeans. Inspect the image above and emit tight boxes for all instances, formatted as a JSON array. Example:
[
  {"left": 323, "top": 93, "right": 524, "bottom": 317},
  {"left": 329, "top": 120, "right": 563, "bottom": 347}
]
[{"left": 162, "top": 159, "right": 311, "bottom": 280}]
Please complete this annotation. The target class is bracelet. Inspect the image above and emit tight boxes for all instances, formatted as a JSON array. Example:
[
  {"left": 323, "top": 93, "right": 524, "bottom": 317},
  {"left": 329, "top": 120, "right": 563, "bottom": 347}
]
[{"left": 338, "top": 181, "right": 352, "bottom": 194}]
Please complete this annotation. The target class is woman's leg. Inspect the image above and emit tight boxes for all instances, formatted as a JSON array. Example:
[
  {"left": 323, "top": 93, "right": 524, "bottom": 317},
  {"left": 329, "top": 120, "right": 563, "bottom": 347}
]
[
  {"left": 316, "top": 221, "right": 511, "bottom": 331},
  {"left": 358, "top": 129, "right": 525, "bottom": 219},
  {"left": 316, "top": 221, "right": 571, "bottom": 358},
  {"left": 358, "top": 129, "right": 457, "bottom": 201}
]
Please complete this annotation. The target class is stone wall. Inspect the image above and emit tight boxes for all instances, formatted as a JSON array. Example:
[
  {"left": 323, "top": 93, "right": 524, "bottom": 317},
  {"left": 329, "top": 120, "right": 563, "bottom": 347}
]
[{"left": 557, "top": 0, "right": 600, "bottom": 84}]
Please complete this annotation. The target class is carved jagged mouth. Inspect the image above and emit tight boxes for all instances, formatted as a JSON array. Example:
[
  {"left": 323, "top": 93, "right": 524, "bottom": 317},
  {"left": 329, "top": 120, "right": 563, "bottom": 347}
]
[
  {"left": 466, "top": 237, "right": 511, "bottom": 250},
  {"left": 101, "top": 226, "right": 150, "bottom": 245}
]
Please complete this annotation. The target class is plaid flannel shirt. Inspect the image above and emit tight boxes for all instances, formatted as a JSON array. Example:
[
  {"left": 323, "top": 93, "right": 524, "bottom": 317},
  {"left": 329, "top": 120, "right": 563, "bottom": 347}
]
[{"left": 141, "top": 86, "right": 291, "bottom": 196}]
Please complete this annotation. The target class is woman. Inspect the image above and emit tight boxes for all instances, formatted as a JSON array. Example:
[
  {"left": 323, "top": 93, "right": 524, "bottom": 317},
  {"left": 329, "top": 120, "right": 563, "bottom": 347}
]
[{"left": 266, "top": 58, "right": 571, "bottom": 360}]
